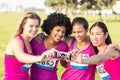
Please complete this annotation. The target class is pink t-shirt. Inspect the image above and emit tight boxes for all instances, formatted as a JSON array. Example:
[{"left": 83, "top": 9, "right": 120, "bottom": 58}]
[
  {"left": 4, "top": 35, "right": 29, "bottom": 80},
  {"left": 61, "top": 38, "right": 96, "bottom": 80},
  {"left": 96, "top": 45, "right": 120, "bottom": 80},
  {"left": 30, "top": 38, "right": 68, "bottom": 80}
]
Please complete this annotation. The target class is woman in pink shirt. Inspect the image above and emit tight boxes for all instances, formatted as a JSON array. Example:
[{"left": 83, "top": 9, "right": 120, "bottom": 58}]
[
  {"left": 30, "top": 13, "right": 72, "bottom": 80},
  {"left": 75, "top": 22, "right": 120, "bottom": 80},
  {"left": 61, "top": 17, "right": 96, "bottom": 80},
  {"left": 3, "top": 12, "right": 53, "bottom": 80}
]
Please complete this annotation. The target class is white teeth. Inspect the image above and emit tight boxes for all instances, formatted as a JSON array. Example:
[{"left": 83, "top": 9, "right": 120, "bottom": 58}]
[
  {"left": 93, "top": 41, "right": 98, "bottom": 44},
  {"left": 31, "top": 33, "right": 35, "bottom": 35},
  {"left": 31, "top": 31, "right": 36, "bottom": 35},
  {"left": 31, "top": 33, "right": 36, "bottom": 36},
  {"left": 76, "top": 37, "right": 81, "bottom": 40},
  {"left": 57, "top": 36, "right": 61, "bottom": 39},
  {"left": 57, "top": 38, "right": 61, "bottom": 40}
]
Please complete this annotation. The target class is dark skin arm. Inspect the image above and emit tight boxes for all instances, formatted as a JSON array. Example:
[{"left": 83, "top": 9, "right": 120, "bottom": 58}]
[
  {"left": 60, "top": 36, "right": 74, "bottom": 68},
  {"left": 60, "top": 60, "right": 68, "bottom": 68},
  {"left": 35, "top": 32, "right": 45, "bottom": 43}
]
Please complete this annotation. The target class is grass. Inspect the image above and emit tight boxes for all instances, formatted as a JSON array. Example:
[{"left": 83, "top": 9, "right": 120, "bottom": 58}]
[{"left": 0, "top": 12, "right": 120, "bottom": 80}]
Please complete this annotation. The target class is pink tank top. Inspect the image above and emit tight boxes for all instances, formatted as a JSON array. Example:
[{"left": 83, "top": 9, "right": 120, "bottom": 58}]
[
  {"left": 30, "top": 38, "right": 68, "bottom": 80},
  {"left": 61, "top": 38, "right": 96, "bottom": 80},
  {"left": 96, "top": 45, "right": 120, "bottom": 80},
  {"left": 4, "top": 35, "right": 29, "bottom": 80}
]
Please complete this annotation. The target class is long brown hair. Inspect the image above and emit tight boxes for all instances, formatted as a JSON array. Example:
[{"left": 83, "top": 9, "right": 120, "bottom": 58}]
[{"left": 12, "top": 12, "right": 41, "bottom": 38}]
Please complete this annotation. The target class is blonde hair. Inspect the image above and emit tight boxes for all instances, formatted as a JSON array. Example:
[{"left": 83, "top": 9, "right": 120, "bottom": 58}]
[{"left": 12, "top": 12, "right": 41, "bottom": 38}]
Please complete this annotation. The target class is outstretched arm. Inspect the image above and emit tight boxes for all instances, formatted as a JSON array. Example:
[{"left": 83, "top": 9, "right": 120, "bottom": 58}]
[
  {"left": 73, "top": 44, "right": 120, "bottom": 64},
  {"left": 12, "top": 38, "right": 54, "bottom": 63},
  {"left": 108, "top": 43, "right": 120, "bottom": 51}
]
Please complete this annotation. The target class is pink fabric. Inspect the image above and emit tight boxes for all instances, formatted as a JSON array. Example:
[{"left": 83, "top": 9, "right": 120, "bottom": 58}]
[
  {"left": 104, "top": 58, "right": 120, "bottom": 80},
  {"left": 96, "top": 46, "right": 120, "bottom": 80},
  {"left": 3, "top": 35, "right": 29, "bottom": 80},
  {"left": 61, "top": 38, "right": 96, "bottom": 80},
  {"left": 30, "top": 38, "right": 68, "bottom": 80}
]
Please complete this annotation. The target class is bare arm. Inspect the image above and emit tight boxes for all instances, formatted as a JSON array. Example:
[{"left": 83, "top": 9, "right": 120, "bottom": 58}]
[
  {"left": 60, "top": 36, "right": 73, "bottom": 68},
  {"left": 109, "top": 43, "right": 120, "bottom": 51},
  {"left": 82, "top": 47, "right": 120, "bottom": 64},
  {"left": 12, "top": 38, "right": 51, "bottom": 63},
  {"left": 35, "top": 32, "right": 45, "bottom": 43},
  {"left": 60, "top": 60, "right": 68, "bottom": 68}
]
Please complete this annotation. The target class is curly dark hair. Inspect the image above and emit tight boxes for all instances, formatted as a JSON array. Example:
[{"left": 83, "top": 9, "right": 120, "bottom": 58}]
[{"left": 41, "top": 13, "right": 72, "bottom": 38}]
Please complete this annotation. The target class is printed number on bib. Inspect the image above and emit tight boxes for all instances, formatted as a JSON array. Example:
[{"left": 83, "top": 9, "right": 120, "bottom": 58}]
[
  {"left": 70, "top": 54, "right": 89, "bottom": 69},
  {"left": 96, "top": 64, "right": 111, "bottom": 80},
  {"left": 35, "top": 59, "right": 56, "bottom": 70},
  {"left": 22, "top": 63, "right": 32, "bottom": 70}
]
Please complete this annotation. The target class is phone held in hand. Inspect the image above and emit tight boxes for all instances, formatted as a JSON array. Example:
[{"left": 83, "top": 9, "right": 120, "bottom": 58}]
[{"left": 54, "top": 51, "right": 73, "bottom": 60}]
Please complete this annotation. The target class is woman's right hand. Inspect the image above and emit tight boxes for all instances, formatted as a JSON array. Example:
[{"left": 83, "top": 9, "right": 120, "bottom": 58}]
[
  {"left": 40, "top": 48, "right": 58, "bottom": 62},
  {"left": 108, "top": 43, "right": 120, "bottom": 51},
  {"left": 69, "top": 49, "right": 83, "bottom": 64},
  {"left": 35, "top": 32, "right": 45, "bottom": 43}
]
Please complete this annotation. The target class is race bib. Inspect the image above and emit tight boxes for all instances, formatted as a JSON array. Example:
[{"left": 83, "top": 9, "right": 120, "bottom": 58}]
[
  {"left": 35, "top": 59, "right": 56, "bottom": 70},
  {"left": 22, "top": 63, "right": 32, "bottom": 70},
  {"left": 96, "top": 64, "right": 111, "bottom": 80},
  {"left": 70, "top": 54, "right": 89, "bottom": 69}
]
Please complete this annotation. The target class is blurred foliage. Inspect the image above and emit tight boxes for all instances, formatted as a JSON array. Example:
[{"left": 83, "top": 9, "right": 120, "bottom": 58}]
[{"left": 44, "top": 0, "right": 116, "bottom": 11}]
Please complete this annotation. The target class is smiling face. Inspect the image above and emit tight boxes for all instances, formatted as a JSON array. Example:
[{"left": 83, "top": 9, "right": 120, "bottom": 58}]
[
  {"left": 22, "top": 18, "right": 39, "bottom": 38},
  {"left": 49, "top": 26, "right": 66, "bottom": 42},
  {"left": 90, "top": 26, "right": 108, "bottom": 47},
  {"left": 72, "top": 23, "right": 88, "bottom": 42}
]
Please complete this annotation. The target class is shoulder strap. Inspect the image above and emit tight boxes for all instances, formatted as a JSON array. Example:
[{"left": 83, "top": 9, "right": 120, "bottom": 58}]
[
  {"left": 18, "top": 35, "right": 28, "bottom": 53},
  {"left": 69, "top": 38, "right": 75, "bottom": 50}
]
